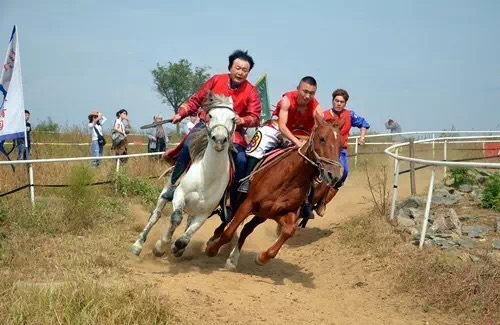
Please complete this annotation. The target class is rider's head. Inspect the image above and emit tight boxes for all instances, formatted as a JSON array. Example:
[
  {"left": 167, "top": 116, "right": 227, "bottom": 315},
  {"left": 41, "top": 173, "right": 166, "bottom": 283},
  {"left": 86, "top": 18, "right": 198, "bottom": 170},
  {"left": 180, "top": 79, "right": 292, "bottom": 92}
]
[
  {"left": 228, "top": 50, "right": 254, "bottom": 86},
  {"left": 296, "top": 76, "right": 317, "bottom": 105},
  {"left": 332, "top": 89, "right": 349, "bottom": 112}
]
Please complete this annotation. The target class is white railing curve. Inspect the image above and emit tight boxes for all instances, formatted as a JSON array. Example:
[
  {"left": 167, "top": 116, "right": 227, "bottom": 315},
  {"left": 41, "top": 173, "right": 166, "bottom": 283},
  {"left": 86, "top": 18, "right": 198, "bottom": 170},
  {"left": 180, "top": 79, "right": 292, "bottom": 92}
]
[{"left": 384, "top": 135, "right": 500, "bottom": 249}]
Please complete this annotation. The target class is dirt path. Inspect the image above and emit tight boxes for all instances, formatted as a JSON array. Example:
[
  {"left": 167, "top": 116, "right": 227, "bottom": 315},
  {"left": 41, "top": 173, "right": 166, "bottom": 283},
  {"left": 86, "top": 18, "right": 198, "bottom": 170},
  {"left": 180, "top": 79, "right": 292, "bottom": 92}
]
[{"left": 127, "top": 165, "right": 455, "bottom": 325}]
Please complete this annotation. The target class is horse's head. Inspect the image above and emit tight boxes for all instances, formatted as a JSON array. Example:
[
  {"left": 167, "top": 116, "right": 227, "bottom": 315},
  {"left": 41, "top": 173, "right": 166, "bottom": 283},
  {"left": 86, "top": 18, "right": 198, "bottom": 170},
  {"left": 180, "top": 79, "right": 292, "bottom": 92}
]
[
  {"left": 306, "top": 118, "right": 344, "bottom": 187},
  {"left": 203, "top": 92, "right": 236, "bottom": 152}
]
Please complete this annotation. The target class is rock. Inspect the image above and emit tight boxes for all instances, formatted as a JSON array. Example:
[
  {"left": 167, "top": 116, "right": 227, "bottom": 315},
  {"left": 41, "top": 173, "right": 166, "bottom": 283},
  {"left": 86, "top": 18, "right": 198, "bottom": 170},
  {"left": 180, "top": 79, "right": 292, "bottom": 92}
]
[
  {"left": 469, "top": 254, "right": 480, "bottom": 263},
  {"left": 431, "top": 188, "right": 460, "bottom": 205},
  {"left": 408, "top": 227, "right": 420, "bottom": 236},
  {"left": 435, "top": 233, "right": 453, "bottom": 239},
  {"left": 430, "top": 215, "right": 448, "bottom": 233},
  {"left": 409, "top": 207, "right": 425, "bottom": 219},
  {"left": 433, "top": 188, "right": 451, "bottom": 198},
  {"left": 444, "top": 186, "right": 455, "bottom": 194},
  {"left": 431, "top": 237, "right": 455, "bottom": 249},
  {"left": 397, "top": 216, "right": 416, "bottom": 227},
  {"left": 459, "top": 214, "right": 477, "bottom": 221},
  {"left": 398, "top": 196, "right": 424, "bottom": 210},
  {"left": 396, "top": 208, "right": 411, "bottom": 219},
  {"left": 462, "top": 225, "right": 492, "bottom": 238},
  {"left": 475, "top": 175, "right": 486, "bottom": 184},
  {"left": 496, "top": 217, "right": 500, "bottom": 233},
  {"left": 470, "top": 189, "right": 482, "bottom": 200},
  {"left": 456, "top": 237, "right": 476, "bottom": 249},
  {"left": 446, "top": 208, "right": 462, "bottom": 235},
  {"left": 493, "top": 239, "right": 500, "bottom": 250},
  {"left": 458, "top": 184, "right": 473, "bottom": 193}
]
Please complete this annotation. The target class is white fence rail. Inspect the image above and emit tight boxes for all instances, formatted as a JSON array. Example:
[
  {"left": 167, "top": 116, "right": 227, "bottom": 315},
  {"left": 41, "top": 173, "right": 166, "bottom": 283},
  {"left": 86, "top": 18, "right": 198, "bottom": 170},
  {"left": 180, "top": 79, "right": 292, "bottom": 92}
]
[
  {"left": 2, "top": 130, "right": 500, "bottom": 211},
  {"left": 384, "top": 135, "right": 500, "bottom": 249}
]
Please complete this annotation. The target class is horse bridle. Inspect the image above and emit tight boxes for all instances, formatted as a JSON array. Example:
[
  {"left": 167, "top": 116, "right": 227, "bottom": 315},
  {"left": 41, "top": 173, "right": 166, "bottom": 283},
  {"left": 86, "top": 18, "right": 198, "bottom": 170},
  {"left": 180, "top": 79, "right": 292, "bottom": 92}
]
[
  {"left": 298, "top": 128, "right": 342, "bottom": 178},
  {"left": 204, "top": 105, "right": 236, "bottom": 141}
]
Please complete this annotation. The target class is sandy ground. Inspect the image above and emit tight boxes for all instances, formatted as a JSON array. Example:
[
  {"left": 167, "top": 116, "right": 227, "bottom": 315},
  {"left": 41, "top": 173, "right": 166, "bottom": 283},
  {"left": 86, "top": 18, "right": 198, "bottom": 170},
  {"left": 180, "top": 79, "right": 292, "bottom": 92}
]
[{"left": 126, "top": 161, "right": 457, "bottom": 325}]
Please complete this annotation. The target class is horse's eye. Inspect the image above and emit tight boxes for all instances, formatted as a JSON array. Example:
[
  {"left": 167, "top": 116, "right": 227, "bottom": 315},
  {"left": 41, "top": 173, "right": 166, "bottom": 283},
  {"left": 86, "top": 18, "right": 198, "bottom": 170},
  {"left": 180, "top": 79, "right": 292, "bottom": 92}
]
[{"left": 208, "top": 114, "right": 212, "bottom": 119}]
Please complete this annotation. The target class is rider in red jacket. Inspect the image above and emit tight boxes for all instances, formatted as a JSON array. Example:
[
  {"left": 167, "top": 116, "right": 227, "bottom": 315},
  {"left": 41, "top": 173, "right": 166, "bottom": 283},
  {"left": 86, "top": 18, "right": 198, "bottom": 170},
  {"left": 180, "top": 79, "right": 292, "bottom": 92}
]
[{"left": 163, "top": 50, "right": 261, "bottom": 221}]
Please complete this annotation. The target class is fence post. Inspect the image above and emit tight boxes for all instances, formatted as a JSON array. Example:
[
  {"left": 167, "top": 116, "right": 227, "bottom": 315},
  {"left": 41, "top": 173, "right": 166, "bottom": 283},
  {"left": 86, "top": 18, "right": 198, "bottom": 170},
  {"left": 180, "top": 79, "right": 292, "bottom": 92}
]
[
  {"left": 443, "top": 140, "right": 448, "bottom": 176},
  {"left": 389, "top": 156, "right": 400, "bottom": 221},
  {"left": 419, "top": 168, "right": 436, "bottom": 249},
  {"left": 432, "top": 133, "right": 436, "bottom": 159},
  {"left": 409, "top": 138, "right": 416, "bottom": 196},
  {"left": 115, "top": 158, "right": 120, "bottom": 173},
  {"left": 354, "top": 137, "right": 359, "bottom": 167},
  {"left": 28, "top": 163, "right": 35, "bottom": 205}
]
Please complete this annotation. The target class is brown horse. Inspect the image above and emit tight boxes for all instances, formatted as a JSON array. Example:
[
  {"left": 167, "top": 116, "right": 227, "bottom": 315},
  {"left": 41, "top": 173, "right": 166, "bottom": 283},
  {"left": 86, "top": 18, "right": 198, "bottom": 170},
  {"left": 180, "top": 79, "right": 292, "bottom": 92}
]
[{"left": 205, "top": 118, "right": 344, "bottom": 268}]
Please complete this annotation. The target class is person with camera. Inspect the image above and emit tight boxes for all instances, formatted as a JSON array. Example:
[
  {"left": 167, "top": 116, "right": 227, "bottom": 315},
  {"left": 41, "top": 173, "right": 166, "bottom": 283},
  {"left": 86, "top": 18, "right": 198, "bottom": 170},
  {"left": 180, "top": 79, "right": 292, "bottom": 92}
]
[{"left": 88, "top": 111, "right": 107, "bottom": 167}]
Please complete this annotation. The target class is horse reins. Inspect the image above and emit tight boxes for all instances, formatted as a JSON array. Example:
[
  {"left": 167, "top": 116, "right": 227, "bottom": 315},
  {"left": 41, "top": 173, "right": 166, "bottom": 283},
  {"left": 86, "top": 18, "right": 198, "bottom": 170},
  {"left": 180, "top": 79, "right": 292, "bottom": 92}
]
[
  {"left": 298, "top": 128, "right": 342, "bottom": 171},
  {"left": 204, "top": 105, "right": 237, "bottom": 141}
]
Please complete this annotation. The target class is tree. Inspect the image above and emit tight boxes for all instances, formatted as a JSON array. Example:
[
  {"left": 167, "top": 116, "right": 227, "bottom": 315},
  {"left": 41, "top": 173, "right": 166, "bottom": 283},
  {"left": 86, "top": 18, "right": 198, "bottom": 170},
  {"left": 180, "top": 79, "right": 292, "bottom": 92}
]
[{"left": 152, "top": 59, "right": 210, "bottom": 134}]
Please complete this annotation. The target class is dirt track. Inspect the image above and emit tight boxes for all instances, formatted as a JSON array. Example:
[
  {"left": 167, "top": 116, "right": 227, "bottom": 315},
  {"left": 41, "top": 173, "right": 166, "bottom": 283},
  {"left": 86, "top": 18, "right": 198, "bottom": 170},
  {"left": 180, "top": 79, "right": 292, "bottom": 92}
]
[{"left": 127, "top": 163, "right": 456, "bottom": 325}]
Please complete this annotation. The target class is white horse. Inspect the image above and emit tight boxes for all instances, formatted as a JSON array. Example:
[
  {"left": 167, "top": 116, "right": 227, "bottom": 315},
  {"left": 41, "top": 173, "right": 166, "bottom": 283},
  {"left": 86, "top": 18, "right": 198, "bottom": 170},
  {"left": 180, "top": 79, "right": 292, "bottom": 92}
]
[{"left": 130, "top": 93, "right": 235, "bottom": 257}]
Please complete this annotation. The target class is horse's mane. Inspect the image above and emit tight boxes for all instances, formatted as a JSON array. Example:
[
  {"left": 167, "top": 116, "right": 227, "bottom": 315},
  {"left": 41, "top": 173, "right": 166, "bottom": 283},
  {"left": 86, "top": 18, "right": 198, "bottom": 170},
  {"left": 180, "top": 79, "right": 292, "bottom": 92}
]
[
  {"left": 200, "top": 92, "right": 233, "bottom": 110},
  {"left": 189, "top": 92, "right": 233, "bottom": 162}
]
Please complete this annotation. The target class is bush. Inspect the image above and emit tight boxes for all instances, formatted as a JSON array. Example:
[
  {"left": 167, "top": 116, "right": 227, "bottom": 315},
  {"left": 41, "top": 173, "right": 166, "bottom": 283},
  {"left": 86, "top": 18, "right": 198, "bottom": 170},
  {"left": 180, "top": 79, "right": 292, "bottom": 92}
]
[
  {"left": 112, "top": 173, "right": 161, "bottom": 207},
  {"left": 34, "top": 117, "right": 59, "bottom": 132},
  {"left": 63, "top": 165, "right": 99, "bottom": 232},
  {"left": 448, "top": 167, "right": 475, "bottom": 187},
  {"left": 481, "top": 172, "right": 500, "bottom": 212}
]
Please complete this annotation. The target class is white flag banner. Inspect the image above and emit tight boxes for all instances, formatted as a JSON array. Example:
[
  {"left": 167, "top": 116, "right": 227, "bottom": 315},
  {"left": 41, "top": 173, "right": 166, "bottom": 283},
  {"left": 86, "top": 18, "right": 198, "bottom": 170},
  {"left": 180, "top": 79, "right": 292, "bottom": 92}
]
[{"left": 0, "top": 25, "right": 26, "bottom": 141}]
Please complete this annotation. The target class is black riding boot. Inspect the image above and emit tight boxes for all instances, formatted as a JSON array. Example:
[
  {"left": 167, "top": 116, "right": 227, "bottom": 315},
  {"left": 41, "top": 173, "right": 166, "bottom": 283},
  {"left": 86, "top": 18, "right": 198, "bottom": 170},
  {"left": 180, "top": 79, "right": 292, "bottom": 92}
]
[
  {"left": 300, "top": 187, "right": 315, "bottom": 221},
  {"left": 161, "top": 161, "right": 187, "bottom": 201},
  {"left": 237, "top": 156, "right": 261, "bottom": 194}
]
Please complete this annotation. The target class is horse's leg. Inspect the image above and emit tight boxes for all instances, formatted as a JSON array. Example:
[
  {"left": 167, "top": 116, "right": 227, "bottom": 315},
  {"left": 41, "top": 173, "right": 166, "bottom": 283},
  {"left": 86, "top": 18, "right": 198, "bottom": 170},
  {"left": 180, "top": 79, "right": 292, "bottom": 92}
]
[
  {"left": 130, "top": 186, "right": 169, "bottom": 256},
  {"left": 256, "top": 212, "right": 296, "bottom": 265},
  {"left": 206, "top": 221, "right": 228, "bottom": 246},
  {"left": 226, "top": 216, "right": 266, "bottom": 270},
  {"left": 171, "top": 214, "right": 209, "bottom": 257},
  {"left": 315, "top": 187, "right": 338, "bottom": 217},
  {"left": 205, "top": 199, "right": 252, "bottom": 257},
  {"left": 153, "top": 190, "right": 185, "bottom": 257}
]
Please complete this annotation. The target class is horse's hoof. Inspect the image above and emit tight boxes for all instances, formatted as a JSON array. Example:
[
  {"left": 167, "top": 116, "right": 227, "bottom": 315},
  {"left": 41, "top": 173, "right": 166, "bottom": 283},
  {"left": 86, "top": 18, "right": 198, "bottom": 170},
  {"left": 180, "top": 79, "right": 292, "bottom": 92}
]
[
  {"left": 172, "top": 247, "right": 185, "bottom": 257},
  {"left": 225, "top": 259, "right": 237, "bottom": 270},
  {"left": 205, "top": 244, "right": 218, "bottom": 257},
  {"left": 152, "top": 241, "right": 166, "bottom": 257},
  {"left": 254, "top": 253, "right": 267, "bottom": 266},
  {"left": 171, "top": 239, "right": 188, "bottom": 257},
  {"left": 130, "top": 242, "right": 143, "bottom": 256}
]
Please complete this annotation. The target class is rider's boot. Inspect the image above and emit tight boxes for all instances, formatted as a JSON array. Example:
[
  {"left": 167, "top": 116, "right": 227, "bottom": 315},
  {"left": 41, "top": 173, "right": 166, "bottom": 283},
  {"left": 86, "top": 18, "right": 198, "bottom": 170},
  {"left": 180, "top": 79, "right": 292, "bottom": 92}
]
[
  {"left": 300, "top": 187, "right": 315, "bottom": 220},
  {"left": 161, "top": 161, "right": 187, "bottom": 201},
  {"left": 237, "top": 156, "right": 261, "bottom": 194}
]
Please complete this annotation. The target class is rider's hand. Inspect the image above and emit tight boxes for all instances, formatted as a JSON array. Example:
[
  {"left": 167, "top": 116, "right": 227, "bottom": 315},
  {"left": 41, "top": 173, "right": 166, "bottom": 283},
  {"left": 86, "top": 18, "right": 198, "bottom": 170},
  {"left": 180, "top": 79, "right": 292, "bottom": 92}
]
[
  {"left": 152, "top": 137, "right": 157, "bottom": 142},
  {"left": 359, "top": 137, "right": 366, "bottom": 145},
  {"left": 234, "top": 114, "right": 245, "bottom": 126},
  {"left": 295, "top": 140, "right": 306, "bottom": 148},
  {"left": 171, "top": 114, "right": 182, "bottom": 124}
]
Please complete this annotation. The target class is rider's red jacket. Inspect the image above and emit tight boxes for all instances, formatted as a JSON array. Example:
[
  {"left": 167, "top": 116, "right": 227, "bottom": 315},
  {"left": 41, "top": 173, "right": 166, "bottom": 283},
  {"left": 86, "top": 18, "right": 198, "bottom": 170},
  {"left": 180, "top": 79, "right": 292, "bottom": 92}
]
[{"left": 178, "top": 73, "right": 262, "bottom": 147}]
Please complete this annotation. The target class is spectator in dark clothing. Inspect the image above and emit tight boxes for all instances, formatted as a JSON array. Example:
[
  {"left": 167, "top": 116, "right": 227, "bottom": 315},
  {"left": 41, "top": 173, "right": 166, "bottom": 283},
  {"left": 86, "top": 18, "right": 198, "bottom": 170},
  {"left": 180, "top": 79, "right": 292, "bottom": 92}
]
[
  {"left": 16, "top": 109, "right": 32, "bottom": 160},
  {"left": 385, "top": 118, "right": 402, "bottom": 142}
]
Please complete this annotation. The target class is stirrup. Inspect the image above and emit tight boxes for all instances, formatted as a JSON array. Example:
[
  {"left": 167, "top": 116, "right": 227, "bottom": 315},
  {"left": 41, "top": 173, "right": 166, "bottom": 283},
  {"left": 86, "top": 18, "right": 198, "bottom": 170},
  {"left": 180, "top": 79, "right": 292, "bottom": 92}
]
[
  {"left": 299, "top": 203, "right": 315, "bottom": 220},
  {"left": 161, "top": 185, "right": 177, "bottom": 201}
]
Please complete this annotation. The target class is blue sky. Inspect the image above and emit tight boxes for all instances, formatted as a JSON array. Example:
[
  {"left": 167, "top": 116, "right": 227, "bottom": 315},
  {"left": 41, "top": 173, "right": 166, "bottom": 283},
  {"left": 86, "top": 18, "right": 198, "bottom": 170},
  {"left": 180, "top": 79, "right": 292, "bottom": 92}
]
[{"left": 1, "top": 0, "right": 499, "bottom": 132}]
